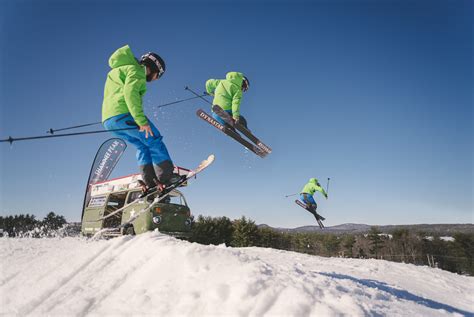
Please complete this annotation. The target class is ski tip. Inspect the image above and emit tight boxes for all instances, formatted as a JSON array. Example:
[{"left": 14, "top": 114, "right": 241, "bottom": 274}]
[{"left": 207, "top": 154, "right": 215, "bottom": 163}]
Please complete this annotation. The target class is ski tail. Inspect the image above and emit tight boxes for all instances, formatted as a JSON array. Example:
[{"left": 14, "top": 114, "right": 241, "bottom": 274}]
[
  {"left": 162, "top": 154, "right": 214, "bottom": 193},
  {"left": 212, "top": 105, "right": 272, "bottom": 154},
  {"left": 197, "top": 109, "right": 267, "bottom": 158}
]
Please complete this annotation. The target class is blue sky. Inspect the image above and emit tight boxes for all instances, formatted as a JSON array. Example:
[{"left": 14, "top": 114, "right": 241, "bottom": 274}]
[{"left": 0, "top": 0, "right": 472, "bottom": 227}]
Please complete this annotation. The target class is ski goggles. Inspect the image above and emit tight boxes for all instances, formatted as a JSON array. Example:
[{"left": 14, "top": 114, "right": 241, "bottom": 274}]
[
  {"left": 242, "top": 77, "right": 250, "bottom": 92},
  {"left": 141, "top": 53, "right": 165, "bottom": 79}
]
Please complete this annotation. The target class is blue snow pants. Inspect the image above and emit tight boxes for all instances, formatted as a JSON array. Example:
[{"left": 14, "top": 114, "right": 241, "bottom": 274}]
[
  {"left": 212, "top": 109, "right": 232, "bottom": 125},
  {"left": 212, "top": 109, "right": 248, "bottom": 128},
  {"left": 300, "top": 193, "right": 317, "bottom": 210},
  {"left": 103, "top": 113, "right": 172, "bottom": 166}
]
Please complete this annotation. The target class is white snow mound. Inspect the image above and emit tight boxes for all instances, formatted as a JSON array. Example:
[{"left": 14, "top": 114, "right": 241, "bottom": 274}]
[{"left": 1, "top": 232, "right": 473, "bottom": 316}]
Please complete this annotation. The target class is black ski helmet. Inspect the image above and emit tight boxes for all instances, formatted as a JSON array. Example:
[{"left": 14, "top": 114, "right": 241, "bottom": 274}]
[
  {"left": 242, "top": 76, "right": 250, "bottom": 92},
  {"left": 140, "top": 52, "right": 166, "bottom": 81}
]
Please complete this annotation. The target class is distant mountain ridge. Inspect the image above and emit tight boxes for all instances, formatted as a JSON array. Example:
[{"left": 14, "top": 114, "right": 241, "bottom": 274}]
[{"left": 258, "top": 223, "right": 474, "bottom": 235}]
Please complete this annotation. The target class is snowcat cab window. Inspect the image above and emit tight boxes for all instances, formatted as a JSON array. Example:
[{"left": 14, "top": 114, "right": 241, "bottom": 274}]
[
  {"left": 161, "top": 196, "right": 171, "bottom": 204},
  {"left": 146, "top": 192, "right": 158, "bottom": 203},
  {"left": 145, "top": 192, "right": 170, "bottom": 204},
  {"left": 167, "top": 191, "right": 187, "bottom": 206},
  {"left": 168, "top": 195, "right": 185, "bottom": 206},
  {"left": 127, "top": 191, "right": 142, "bottom": 204},
  {"left": 105, "top": 192, "right": 127, "bottom": 214},
  {"left": 103, "top": 192, "right": 127, "bottom": 228}
]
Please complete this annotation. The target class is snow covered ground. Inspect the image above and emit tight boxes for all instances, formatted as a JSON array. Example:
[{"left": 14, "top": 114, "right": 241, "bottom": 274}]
[{"left": 1, "top": 232, "right": 473, "bottom": 316}]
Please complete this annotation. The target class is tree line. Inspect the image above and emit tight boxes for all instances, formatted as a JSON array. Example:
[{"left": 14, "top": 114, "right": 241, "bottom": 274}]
[
  {"left": 1, "top": 212, "right": 472, "bottom": 276},
  {"left": 188, "top": 215, "right": 474, "bottom": 276},
  {"left": 0, "top": 212, "right": 68, "bottom": 237}
]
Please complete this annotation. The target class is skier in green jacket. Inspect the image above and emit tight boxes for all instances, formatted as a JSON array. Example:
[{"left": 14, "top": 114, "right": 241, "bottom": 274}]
[
  {"left": 102, "top": 45, "right": 180, "bottom": 194},
  {"left": 205, "top": 72, "right": 250, "bottom": 128},
  {"left": 300, "top": 178, "right": 328, "bottom": 219}
]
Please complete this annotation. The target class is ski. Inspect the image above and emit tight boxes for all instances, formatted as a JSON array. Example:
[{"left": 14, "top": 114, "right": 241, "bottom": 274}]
[
  {"left": 92, "top": 155, "right": 215, "bottom": 237},
  {"left": 212, "top": 105, "right": 272, "bottom": 155},
  {"left": 196, "top": 109, "right": 267, "bottom": 158},
  {"left": 295, "top": 199, "right": 326, "bottom": 221},
  {"left": 295, "top": 199, "right": 325, "bottom": 229}
]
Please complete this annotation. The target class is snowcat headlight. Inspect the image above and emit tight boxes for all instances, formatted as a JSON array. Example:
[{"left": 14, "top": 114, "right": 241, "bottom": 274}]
[
  {"left": 152, "top": 216, "right": 162, "bottom": 224},
  {"left": 185, "top": 218, "right": 193, "bottom": 227}
]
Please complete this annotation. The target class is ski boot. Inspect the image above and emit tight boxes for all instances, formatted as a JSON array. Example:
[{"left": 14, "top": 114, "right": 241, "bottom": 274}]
[
  {"left": 138, "top": 180, "right": 159, "bottom": 198},
  {"left": 156, "top": 174, "right": 187, "bottom": 197}
]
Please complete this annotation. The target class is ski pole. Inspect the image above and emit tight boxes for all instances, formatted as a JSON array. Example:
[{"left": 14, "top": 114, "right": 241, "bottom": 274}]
[
  {"left": 326, "top": 177, "right": 330, "bottom": 194},
  {"left": 153, "top": 94, "right": 208, "bottom": 108},
  {"left": 285, "top": 193, "right": 298, "bottom": 198},
  {"left": 1, "top": 127, "right": 137, "bottom": 145},
  {"left": 47, "top": 122, "right": 102, "bottom": 134},
  {"left": 185, "top": 86, "right": 212, "bottom": 105},
  {"left": 46, "top": 94, "right": 208, "bottom": 134}
]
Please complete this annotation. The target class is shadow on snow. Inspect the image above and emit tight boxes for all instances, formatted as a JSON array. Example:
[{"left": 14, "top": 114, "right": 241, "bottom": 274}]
[{"left": 318, "top": 272, "right": 473, "bottom": 317}]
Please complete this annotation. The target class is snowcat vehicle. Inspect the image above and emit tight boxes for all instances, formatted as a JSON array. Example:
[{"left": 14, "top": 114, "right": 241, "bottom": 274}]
[{"left": 81, "top": 168, "right": 194, "bottom": 238}]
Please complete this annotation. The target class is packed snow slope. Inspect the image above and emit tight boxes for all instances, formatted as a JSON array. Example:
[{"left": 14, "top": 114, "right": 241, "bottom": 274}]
[{"left": 1, "top": 232, "right": 473, "bottom": 317}]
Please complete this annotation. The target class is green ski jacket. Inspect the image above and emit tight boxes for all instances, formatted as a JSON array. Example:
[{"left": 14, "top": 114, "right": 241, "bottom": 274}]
[
  {"left": 102, "top": 45, "right": 148, "bottom": 126},
  {"left": 301, "top": 178, "right": 328, "bottom": 198},
  {"left": 205, "top": 72, "right": 245, "bottom": 120}
]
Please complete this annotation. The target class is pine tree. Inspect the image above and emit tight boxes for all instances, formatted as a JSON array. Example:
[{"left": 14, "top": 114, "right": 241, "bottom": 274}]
[
  {"left": 190, "top": 215, "right": 234, "bottom": 245},
  {"left": 368, "top": 227, "right": 384, "bottom": 258},
  {"left": 342, "top": 235, "right": 356, "bottom": 257},
  {"left": 231, "top": 216, "right": 259, "bottom": 247},
  {"left": 42, "top": 212, "right": 67, "bottom": 230}
]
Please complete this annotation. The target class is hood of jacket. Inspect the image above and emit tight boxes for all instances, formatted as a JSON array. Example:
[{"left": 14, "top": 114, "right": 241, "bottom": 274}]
[
  {"left": 108, "top": 45, "right": 140, "bottom": 69},
  {"left": 225, "top": 72, "right": 244, "bottom": 87}
]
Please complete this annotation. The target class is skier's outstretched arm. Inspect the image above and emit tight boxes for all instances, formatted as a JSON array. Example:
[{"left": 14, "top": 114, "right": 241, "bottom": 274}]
[
  {"left": 205, "top": 79, "right": 220, "bottom": 96},
  {"left": 314, "top": 183, "right": 328, "bottom": 199},
  {"left": 322, "top": 188, "right": 328, "bottom": 199}
]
